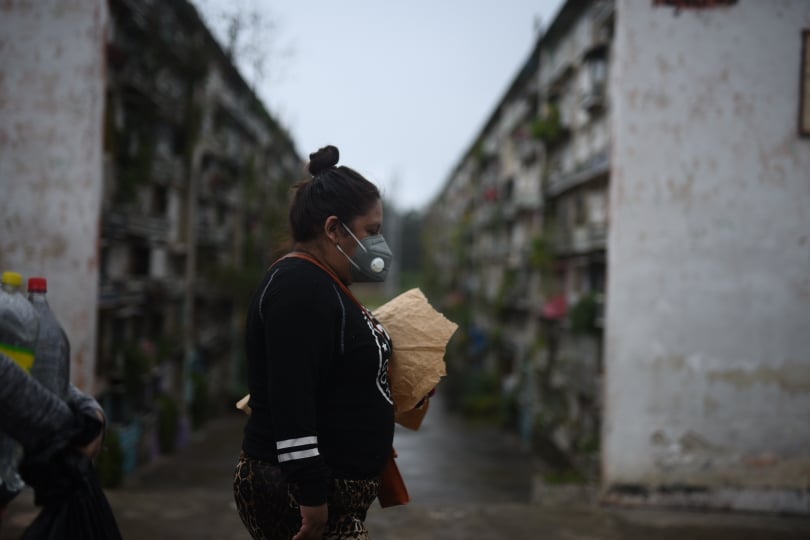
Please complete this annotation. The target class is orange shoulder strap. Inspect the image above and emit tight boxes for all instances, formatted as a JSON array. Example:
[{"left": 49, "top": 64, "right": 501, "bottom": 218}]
[{"left": 276, "top": 252, "right": 372, "bottom": 318}]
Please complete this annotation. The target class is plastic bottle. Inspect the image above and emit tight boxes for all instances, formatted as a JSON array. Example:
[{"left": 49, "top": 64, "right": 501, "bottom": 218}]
[
  {"left": 0, "top": 271, "right": 40, "bottom": 493},
  {"left": 0, "top": 272, "right": 38, "bottom": 373},
  {"left": 28, "top": 277, "right": 70, "bottom": 399}
]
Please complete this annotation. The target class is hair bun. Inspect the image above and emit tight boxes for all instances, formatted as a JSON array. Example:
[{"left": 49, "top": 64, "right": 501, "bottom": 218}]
[{"left": 308, "top": 145, "right": 340, "bottom": 175}]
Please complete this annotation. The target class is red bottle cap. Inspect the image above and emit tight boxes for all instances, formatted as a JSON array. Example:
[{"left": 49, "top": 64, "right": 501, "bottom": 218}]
[{"left": 28, "top": 277, "right": 47, "bottom": 293}]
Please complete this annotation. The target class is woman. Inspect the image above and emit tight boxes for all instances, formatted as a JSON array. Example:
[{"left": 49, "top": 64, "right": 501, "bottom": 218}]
[{"left": 234, "top": 145, "right": 395, "bottom": 540}]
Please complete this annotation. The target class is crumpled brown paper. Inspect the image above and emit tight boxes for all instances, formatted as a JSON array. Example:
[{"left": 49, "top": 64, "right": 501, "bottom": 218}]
[
  {"left": 236, "top": 393, "right": 251, "bottom": 415},
  {"left": 374, "top": 288, "right": 458, "bottom": 413}
]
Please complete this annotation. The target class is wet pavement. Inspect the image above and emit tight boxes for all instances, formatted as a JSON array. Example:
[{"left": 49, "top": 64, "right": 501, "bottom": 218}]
[{"left": 2, "top": 395, "right": 810, "bottom": 539}]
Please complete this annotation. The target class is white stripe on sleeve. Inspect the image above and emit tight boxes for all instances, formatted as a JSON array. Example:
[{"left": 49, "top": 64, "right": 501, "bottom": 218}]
[
  {"left": 278, "top": 448, "right": 320, "bottom": 463},
  {"left": 276, "top": 436, "right": 318, "bottom": 450}
]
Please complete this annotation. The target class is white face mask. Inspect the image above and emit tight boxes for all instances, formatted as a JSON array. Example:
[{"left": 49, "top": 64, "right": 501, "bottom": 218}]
[{"left": 336, "top": 223, "right": 393, "bottom": 282}]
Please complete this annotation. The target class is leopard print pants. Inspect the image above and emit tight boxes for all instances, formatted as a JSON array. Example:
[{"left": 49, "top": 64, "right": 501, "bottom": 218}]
[{"left": 233, "top": 452, "right": 381, "bottom": 540}]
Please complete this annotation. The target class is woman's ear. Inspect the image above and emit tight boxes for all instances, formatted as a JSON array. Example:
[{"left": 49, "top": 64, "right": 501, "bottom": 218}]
[{"left": 324, "top": 215, "right": 342, "bottom": 243}]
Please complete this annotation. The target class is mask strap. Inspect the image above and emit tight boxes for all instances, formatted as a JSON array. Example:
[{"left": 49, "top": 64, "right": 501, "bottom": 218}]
[
  {"left": 341, "top": 223, "right": 368, "bottom": 252},
  {"left": 336, "top": 244, "right": 363, "bottom": 271}
]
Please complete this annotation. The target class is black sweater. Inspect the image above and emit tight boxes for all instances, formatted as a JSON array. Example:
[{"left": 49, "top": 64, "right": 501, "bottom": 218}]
[{"left": 241, "top": 257, "right": 395, "bottom": 505}]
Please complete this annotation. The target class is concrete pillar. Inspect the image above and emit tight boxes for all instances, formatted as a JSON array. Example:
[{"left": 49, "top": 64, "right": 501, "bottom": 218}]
[
  {"left": 0, "top": 1, "right": 108, "bottom": 392},
  {"left": 604, "top": 0, "right": 810, "bottom": 514}
]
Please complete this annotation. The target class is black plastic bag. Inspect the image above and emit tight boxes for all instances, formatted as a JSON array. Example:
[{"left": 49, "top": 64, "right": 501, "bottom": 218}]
[{"left": 19, "top": 451, "right": 122, "bottom": 540}]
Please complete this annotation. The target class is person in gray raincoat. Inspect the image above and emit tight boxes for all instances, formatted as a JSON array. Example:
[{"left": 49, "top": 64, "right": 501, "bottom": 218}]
[{"left": 0, "top": 352, "right": 119, "bottom": 539}]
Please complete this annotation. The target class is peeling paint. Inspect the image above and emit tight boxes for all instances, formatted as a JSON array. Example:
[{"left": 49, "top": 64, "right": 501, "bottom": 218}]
[
  {"left": 42, "top": 235, "right": 68, "bottom": 259},
  {"left": 679, "top": 431, "right": 723, "bottom": 453},
  {"left": 656, "top": 54, "right": 673, "bottom": 73},
  {"left": 651, "top": 430, "right": 668, "bottom": 445},
  {"left": 708, "top": 364, "right": 810, "bottom": 394},
  {"left": 703, "top": 395, "right": 719, "bottom": 414},
  {"left": 732, "top": 92, "right": 754, "bottom": 116},
  {"left": 665, "top": 172, "right": 695, "bottom": 205},
  {"left": 653, "top": 354, "right": 691, "bottom": 371}
]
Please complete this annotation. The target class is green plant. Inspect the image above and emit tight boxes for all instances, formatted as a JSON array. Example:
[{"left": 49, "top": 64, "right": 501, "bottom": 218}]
[
  {"left": 190, "top": 371, "right": 210, "bottom": 430},
  {"left": 530, "top": 234, "right": 553, "bottom": 270},
  {"left": 157, "top": 394, "right": 180, "bottom": 454},
  {"left": 459, "top": 371, "right": 501, "bottom": 422},
  {"left": 122, "top": 342, "right": 150, "bottom": 404},
  {"left": 531, "top": 104, "right": 562, "bottom": 144},
  {"left": 113, "top": 103, "right": 157, "bottom": 205},
  {"left": 576, "top": 432, "right": 600, "bottom": 455},
  {"left": 207, "top": 264, "right": 267, "bottom": 301},
  {"left": 103, "top": 98, "right": 119, "bottom": 154},
  {"left": 543, "top": 467, "right": 587, "bottom": 485},
  {"left": 97, "top": 428, "right": 124, "bottom": 488},
  {"left": 499, "top": 387, "right": 520, "bottom": 430},
  {"left": 156, "top": 337, "right": 181, "bottom": 365},
  {"left": 472, "top": 139, "right": 485, "bottom": 166},
  {"left": 570, "top": 293, "right": 600, "bottom": 335},
  {"left": 495, "top": 269, "right": 518, "bottom": 312}
]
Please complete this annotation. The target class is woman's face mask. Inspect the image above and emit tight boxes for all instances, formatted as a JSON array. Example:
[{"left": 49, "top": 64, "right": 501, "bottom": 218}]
[{"left": 336, "top": 223, "right": 393, "bottom": 282}]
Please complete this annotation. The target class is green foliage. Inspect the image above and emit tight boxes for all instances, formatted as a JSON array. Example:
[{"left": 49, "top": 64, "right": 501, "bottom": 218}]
[
  {"left": 533, "top": 389, "right": 569, "bottom": 433},
  {"left": 156, "top": 337, "right": 181, "bottom": 366},
  {"left": 576, "top": 432, "right": 600, "bottom": 455},
  {"left": 472, "top": 139, "right": 485, "bottom": 166},
  {"left": 531, "top": 104, "right": 563, "bottom": 144},
  {"left": 570, "top": 293, "right": 600, "bottom": 335},
  {"left": 499, "top": 387, "right": 521, "bottom": 431},
  {"left": 459, "top": 372, "right": 501, "bottom": 421},
  {"left": 114, "top": 127, "right": 156, "bottom": 205},
  {"left": 530, "top": 334, "right": 547, "bottom": 356},
  {"left": 530, "top": 234, "right": 553, "bottom": 270},
  {"left": 448, "top": 301, "right": 472, "bottom": 331},
  {"left": 190, "top": 371, "right": 210, "bottom": 430},
  {"left": 243, "top": 155, "right": 259, "bottom": 201},
  {"left": 353, "top": 287, "right": 391, "bottom": 311},
  {"left": 122, "top": 342, "right": 151, "bottom": 403},
  {"left": 103, "top": 97, "right": 118, "bottom": 154},
  {"left": 448, "top": 222, "right": 468, "bottom": 265},
  {"left": 543, "top": 467, "right": 587, "bottom": 485},
  {"left": 183, "top": 102, "right": 203, "bottom": 166},
  {"left": 462, "top": 394, "right": 501, "bottom": 422},
  {"left": 398, "top": 270, "right": 422, "bottom": 294},
  {"left": 489, "top": 325, "right": 504, "bottom": 351},
  {"left": 398, "top": 211, "right": 424, "bottom": 277},
  {"left": 207, "top": 264, "right": 266, "bottom": 302},
  {"left": 531, "top": 400, "right": 578, "bottom": 470},
  {"left": 273, "top": 174, "right": 293, "bottom": 201},
  {"left": 184, "top": 42, "right": 210, "bottom": 83},
  {"left": 495, "top": 270, "right": 518, "bottom": 314},
  {"left": 157, "top": 394, "right": 180, "bottom": 454},
  {"left": 97, "top": 428, "right": 124, "bottom": 489}
]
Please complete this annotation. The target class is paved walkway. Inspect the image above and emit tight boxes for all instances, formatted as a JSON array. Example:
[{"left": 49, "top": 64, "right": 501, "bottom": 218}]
[{"left": 2, "top": 398, "right": 809, "bottom": 539}]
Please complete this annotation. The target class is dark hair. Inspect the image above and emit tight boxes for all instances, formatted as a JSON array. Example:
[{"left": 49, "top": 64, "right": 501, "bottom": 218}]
[{"left": 289, "top": 145, "right": 381, "bottom": 242}]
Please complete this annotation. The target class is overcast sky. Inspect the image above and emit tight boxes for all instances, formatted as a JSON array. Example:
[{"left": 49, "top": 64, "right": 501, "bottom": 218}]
[{"left": 193, "top": 0, "right": 564, "bottom": 212}]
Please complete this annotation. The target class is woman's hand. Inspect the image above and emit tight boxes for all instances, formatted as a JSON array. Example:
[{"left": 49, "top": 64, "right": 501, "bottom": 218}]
[
  {"left": 293, "top": 503, "right": 328, "bottom": 540},
  {"left": 78, "top": 409, "right": 105, "bottom": 460}
]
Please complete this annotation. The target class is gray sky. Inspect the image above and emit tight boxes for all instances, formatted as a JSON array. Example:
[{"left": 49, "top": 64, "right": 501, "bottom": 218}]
[{"left": 193, "top": 0, "right": 564, "bottom": 212}]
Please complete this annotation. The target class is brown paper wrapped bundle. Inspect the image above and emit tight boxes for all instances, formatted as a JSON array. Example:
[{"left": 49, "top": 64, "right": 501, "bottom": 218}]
[
  {"left": 373, "top": 288, "right": 457, "bottom": 430},
  {"left": 393, "top": 399, "right": 430, "bottom": 430},
  {"left": 236, "top": 393, "right": 251, "bottom": 415}
]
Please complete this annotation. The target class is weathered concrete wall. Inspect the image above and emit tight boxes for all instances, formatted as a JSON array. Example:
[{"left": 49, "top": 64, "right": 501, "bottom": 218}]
[
  {"left": 0, "top": 1, "right": 108, "bottom": 391},
  {"left": 604, "top": 0, "right": 810, "bottom": 513}
]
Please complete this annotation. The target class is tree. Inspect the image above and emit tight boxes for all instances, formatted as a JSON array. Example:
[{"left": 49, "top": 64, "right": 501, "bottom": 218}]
[{"left": 192, "top": 0, "right": 293, "bottom": 93}]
